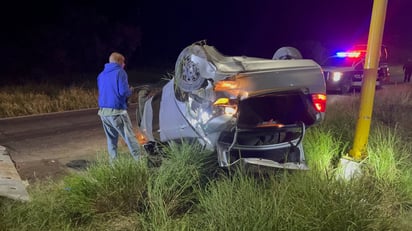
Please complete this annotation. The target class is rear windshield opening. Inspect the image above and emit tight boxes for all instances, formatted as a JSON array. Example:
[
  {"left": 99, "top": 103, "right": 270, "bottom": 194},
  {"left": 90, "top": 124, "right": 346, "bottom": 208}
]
[{"left": 237, "top": 92, "right": 317, "bottom": 127}]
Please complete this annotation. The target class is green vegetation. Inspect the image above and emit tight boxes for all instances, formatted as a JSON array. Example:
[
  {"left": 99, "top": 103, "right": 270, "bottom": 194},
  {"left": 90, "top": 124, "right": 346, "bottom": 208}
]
[
  {"left": 1, "top": 84, "right": 412, "bottom": 230},
  {"left": 0, "top": 83, "right": 98, "bottom": 118}
]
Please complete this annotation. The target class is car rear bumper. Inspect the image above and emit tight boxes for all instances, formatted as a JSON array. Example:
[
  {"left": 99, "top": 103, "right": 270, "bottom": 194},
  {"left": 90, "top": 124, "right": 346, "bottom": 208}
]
[{"left": 216, "top": 123, "right": 309, "bottom": 170}]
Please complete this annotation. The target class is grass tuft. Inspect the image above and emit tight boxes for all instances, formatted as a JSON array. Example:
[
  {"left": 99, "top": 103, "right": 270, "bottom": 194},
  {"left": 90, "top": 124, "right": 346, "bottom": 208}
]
[{"left": 140, "top": 141, "right": 218, "bottom": 230}]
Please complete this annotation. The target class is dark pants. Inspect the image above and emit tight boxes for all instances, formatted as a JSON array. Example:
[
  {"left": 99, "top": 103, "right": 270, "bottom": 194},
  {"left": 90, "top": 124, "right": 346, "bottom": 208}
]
[{"left": 404, "top": 72, "right": 411, "bottom": 82}]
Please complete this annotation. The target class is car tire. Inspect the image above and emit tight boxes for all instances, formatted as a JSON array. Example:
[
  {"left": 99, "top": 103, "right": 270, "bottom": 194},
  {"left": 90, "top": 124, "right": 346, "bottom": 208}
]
[
  {"left": 340, "top": 79, "right": 352, "bottom": 94},
  {"left": 376, "top": 82, "right": 383, "bottom": 90}
]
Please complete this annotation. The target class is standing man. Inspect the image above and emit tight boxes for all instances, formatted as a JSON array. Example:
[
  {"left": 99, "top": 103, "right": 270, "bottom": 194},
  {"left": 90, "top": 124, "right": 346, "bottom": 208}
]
[
  {"left": 403, "top": 58, "right": 412, "bottom": 83},
  {"left": 97, "top": 52, "right": 141, "bottom": 162}
]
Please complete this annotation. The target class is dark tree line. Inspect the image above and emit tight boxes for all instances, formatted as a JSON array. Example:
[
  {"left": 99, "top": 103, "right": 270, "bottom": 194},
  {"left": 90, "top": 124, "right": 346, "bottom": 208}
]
[
  {"left": 1, "top": 2, "right": 143, "bottom": 85},
  {"left": 2, "top": 1, "right": 409, "bottom": 86}
]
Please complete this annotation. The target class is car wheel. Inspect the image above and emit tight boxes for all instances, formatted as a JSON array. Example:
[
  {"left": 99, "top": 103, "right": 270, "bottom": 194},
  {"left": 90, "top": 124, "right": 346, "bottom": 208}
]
[
  {"left": 376, "top": 74, "right": 384, "bottom": 89},
  {"left": 376, "top": 82, "right": 383, "bottom": 90},
  {"left": 340, "top": 79, "right": 351, "bottom": 94}
]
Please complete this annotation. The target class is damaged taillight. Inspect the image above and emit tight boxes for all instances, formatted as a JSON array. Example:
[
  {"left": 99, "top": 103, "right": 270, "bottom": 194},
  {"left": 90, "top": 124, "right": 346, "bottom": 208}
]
[
  {"left": 214, "top": 97, "right": 238, "bottom": 116},
  {"left": 311, "top": 93, "right": 327, "bottom": 113}
]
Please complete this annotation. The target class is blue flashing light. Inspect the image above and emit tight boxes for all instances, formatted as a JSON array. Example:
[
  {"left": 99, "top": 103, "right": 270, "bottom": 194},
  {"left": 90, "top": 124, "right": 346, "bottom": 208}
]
[
  {"left": 336, "top": 51, "right": 361, "bottom": 58},
  {"left": 336, "top": 52, "right": 347, "bottom": 58}
]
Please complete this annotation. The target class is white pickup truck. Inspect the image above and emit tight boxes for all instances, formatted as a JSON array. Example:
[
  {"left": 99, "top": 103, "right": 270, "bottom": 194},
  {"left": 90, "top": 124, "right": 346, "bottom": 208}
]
[{"left": 322, "top": 45, "right": 390, "bottom": 94}]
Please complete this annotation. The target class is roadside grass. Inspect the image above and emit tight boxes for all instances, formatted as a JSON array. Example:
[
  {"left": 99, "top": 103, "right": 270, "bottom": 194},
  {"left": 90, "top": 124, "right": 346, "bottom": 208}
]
[
  {"left": 139, "top": 141, "right": 219, "bottom": 231},
  {"left": 1, "top": 85, "right": 412, "bottom": 230},
  {"left": 0, "top": 83, "right": 98, "bottom": 118},
  {"left": 195, "top": 169, "right": 401, "bottom": 230},
  {"left": 0, "top": 68, "right": 167, "bottom": 118},
  {"left": 1, "top": 135, "right": 411, "bottom": 230}
]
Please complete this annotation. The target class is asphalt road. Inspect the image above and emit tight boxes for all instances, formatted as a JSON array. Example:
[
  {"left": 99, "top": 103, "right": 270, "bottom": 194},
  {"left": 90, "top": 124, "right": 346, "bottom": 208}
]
[{"left": 0, "top": 104, "right": 138, "bottom": 182}]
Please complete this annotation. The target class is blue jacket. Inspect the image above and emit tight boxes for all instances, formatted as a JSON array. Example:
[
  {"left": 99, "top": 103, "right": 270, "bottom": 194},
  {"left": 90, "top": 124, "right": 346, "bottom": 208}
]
[{"left": 97, "top": 63, "right": 132, "bottom": 110}]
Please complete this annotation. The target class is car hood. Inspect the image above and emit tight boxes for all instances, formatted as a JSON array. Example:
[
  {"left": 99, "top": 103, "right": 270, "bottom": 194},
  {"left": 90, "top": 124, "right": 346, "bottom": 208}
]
[{"left": 322, "top": 66, "right": 355, "bottom": 72}]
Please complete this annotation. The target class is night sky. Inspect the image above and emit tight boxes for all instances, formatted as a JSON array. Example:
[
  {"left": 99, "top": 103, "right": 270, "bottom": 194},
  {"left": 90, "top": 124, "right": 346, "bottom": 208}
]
[{"left": 1, "top": 0, "right": 411, "bottom": 83}]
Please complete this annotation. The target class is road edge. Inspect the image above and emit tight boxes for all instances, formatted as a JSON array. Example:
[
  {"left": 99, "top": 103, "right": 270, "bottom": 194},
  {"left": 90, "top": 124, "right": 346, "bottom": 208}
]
[{"left": 0, "top": 145, "right": 30, "bottom": 201}]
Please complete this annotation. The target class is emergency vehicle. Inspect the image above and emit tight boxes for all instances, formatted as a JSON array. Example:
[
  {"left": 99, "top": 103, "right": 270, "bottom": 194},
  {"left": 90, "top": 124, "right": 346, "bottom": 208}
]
[{"left": 321, "top": 45, "right": 389, "bottom": 94}]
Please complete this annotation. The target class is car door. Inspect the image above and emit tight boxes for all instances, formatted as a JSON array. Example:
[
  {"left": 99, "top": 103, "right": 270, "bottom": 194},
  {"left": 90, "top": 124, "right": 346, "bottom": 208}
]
[{"left": 352, "top": 60, "right": 365, "bottom": 86}]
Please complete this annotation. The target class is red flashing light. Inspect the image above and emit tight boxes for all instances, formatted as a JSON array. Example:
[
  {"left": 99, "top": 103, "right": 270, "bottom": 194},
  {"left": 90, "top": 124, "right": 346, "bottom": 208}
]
[{"left": 312, "top": 94, "right": 327, "bottom": 113}]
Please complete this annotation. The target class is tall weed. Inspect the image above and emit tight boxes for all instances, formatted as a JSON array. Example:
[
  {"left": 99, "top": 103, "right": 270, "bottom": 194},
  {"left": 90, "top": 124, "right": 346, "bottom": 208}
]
[{"left": 140, "top": 141, "right": 218, "bottom": 230}]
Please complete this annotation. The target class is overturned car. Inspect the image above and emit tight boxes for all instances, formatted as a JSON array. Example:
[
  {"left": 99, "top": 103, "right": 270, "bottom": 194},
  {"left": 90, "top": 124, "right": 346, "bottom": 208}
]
[{"left": 137, "top": 41, "right": 326, "bottom": 170}]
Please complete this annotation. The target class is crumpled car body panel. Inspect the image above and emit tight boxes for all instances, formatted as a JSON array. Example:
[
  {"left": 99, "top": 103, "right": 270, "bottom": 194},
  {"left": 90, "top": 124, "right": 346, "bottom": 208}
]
[{"left": 138, "top": 41, "right": 326, "bottom": 170}]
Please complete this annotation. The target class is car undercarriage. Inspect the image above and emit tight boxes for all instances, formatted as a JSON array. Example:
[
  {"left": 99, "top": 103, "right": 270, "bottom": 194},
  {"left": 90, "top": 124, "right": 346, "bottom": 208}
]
[{"left": 136, "top": 41, "right": 326, "bottom": 170}]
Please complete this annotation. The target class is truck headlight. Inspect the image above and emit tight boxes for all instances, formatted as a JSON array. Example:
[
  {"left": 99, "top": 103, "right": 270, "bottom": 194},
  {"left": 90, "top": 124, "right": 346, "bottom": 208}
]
[{"left": 332, "top": 72, "right": 343, "bottom": 81}]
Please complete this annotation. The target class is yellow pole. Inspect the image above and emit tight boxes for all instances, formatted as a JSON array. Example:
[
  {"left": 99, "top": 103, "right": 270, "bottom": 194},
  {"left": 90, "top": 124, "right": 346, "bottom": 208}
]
[{"left": 348, "top": 0, "right": 388, "bottom": 161}]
